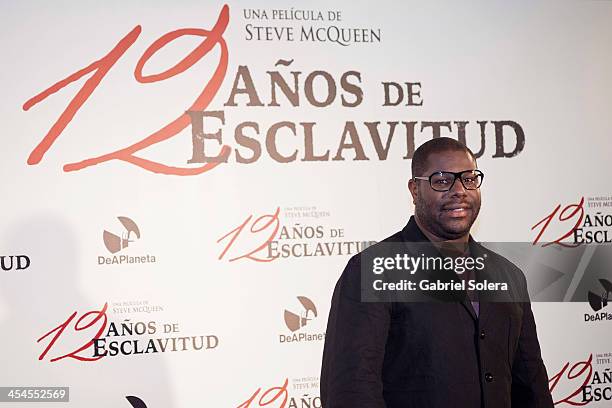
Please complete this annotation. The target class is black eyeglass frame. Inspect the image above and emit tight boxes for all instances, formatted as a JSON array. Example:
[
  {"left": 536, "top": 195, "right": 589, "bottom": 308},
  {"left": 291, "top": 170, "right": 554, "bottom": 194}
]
[{"left": 413, "top": 170, "right": 484, "bottom": 192}]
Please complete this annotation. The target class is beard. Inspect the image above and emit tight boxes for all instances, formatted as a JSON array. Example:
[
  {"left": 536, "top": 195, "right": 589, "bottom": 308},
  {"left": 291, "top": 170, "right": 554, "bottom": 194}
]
[{"left": 415, "top": 194, "right": 480, "bottom": 240}]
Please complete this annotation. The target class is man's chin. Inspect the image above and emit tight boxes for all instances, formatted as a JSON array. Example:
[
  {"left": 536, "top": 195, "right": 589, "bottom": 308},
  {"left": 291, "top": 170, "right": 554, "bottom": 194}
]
[{"left": 438, "top": 220, "right": 472, "bottom": 238}]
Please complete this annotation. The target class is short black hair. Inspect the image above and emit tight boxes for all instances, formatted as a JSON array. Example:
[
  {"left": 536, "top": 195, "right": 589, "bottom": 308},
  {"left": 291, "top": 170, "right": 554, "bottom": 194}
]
[{"left": 411, "top": 137, "right": 477, "bottom": 177}]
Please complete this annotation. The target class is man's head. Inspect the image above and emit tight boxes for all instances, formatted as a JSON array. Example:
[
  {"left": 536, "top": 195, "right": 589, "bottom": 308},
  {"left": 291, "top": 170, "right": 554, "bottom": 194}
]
[{"left": 408, "top": 137, "right": 482, "bottom": 242}]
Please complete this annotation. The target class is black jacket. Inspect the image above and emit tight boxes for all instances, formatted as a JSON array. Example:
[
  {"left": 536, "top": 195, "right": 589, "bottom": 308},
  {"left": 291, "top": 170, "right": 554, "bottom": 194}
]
[{"left": 320, "top": 216, "right": 553, "bottom": 408}]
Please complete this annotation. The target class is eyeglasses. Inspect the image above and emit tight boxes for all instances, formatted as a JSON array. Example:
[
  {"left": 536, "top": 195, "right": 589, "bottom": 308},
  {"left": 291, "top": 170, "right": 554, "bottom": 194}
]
[{"left": 413, "top": 170, "right": 484, "bottom": 192}]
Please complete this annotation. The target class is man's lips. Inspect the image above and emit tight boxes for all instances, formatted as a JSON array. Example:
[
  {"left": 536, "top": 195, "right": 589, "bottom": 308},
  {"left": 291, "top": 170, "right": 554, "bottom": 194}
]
[{"left": 441, "top": 204, "right": 472, "bottom": 216}]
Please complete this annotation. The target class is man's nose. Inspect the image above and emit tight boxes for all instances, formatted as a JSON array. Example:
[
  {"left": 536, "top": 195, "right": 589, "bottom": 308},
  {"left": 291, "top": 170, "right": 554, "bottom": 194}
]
[{"left": 449, "top": 176, "right": 467, "bottom": 195}]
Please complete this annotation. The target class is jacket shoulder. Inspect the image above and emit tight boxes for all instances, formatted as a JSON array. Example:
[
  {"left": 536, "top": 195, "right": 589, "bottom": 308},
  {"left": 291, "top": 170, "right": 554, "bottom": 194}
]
[
  {"left": 338, "top": 230, "right": 404, "bottom": 286},
  {"left": 344, "top": 230, "right": 404, "bottom": 268}
]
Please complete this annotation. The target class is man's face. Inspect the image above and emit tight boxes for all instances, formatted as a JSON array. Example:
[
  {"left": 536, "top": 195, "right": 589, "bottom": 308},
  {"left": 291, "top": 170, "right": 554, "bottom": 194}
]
[{"left": 409, "top": 149, "right": 481, "bottom": 241}]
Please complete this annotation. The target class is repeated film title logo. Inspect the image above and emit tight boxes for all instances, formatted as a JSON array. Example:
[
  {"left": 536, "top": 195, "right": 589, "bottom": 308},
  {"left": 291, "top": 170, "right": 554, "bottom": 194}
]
[
  {"left": 36, "top": 301, "right": 218, "bottom": 363},
  {"left": 22, "top": 5, "right": 524, "bottom": 176},
  {"left": 532, "top": 196, "right": 612, "bottom": 247},
  {"left": 236, "top": 377, "right": 321, "bottom": 408},
  {"left": 549, "top": 352, "right": 612, "bottom": 405},
  {"left": 532, "top": 195, "right": 612, "bottom": 324},
  {"left": 217, "top": 206, "right": 376, "bottom": 262}
]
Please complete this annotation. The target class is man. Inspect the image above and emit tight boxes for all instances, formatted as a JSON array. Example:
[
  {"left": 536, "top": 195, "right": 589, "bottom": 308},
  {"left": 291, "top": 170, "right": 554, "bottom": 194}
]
[{"left": 320, "top": 137, "right": 553, "bottom": 408}]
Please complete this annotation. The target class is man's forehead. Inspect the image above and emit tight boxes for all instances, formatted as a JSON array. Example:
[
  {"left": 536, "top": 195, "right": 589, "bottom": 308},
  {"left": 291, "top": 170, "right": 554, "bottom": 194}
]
[{"left": 424, "top": 150, "right": 476, "bottom": 172}]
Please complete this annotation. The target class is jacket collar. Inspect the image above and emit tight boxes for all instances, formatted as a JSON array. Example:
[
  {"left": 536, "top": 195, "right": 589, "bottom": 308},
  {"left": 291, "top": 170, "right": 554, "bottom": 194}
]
[
  {"left": 401, "top": 215, "right": 481, "bottom": 253},
  {"left": 400, "top": 216, "right": 430, "bottom": 243}
]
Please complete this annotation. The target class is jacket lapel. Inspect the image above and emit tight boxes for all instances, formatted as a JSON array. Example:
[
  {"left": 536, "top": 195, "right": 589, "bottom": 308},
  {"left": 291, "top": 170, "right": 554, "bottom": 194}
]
[{"left": 400, "top": 216, "right": 478, "bottom": 321}]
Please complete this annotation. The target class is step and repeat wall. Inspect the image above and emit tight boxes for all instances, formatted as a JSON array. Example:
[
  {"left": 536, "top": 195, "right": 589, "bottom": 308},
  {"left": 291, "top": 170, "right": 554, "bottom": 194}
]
[{"left": 1, "top": 1, "right": 611, "bottom": 407}]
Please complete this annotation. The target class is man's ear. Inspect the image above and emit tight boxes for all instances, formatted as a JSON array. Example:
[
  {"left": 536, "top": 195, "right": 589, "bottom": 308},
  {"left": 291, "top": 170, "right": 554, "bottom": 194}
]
[{"left": 408, "top": 178, "right": 418, "bottom": 205}]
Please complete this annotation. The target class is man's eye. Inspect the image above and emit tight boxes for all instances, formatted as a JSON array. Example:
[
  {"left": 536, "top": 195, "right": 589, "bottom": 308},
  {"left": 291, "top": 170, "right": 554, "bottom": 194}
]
[{"left": 434, "top": 179, "right": 449, "bottom": 185}]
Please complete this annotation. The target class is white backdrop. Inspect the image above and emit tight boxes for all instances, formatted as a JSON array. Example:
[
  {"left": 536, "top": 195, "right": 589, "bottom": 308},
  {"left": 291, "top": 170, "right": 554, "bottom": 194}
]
[{"left": 1, "top": 1, "right": 612, "bottom": 407}]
